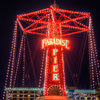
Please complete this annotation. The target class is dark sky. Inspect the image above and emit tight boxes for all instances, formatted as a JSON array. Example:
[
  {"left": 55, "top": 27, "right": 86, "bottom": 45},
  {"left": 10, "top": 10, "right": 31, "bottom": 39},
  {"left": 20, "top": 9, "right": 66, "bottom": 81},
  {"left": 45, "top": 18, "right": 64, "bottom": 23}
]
[{"left": 0, "top": 0, "right": 100, "bottom": 99}]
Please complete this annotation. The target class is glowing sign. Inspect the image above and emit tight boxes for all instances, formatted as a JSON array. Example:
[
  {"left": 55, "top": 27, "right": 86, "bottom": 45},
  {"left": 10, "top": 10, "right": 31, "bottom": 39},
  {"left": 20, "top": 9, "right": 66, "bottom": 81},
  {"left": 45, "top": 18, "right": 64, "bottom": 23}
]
[
  {"left": 53, "top": 65, "right": 58, "bottom": 72},
  {"left": 52, "top": 48, "right": 59, "bottom": 81},
  {"left": 42, "top": 38, "right": 70, "bottom": 49},
  {"left": 53, "top": 49, "right": 58, "bottom": 56},
  {"left": 53, "top": 57, "right": 57, "bottom": 64},
  {"left": 53, "top": 74, "right": 59, "bottom": 81}
]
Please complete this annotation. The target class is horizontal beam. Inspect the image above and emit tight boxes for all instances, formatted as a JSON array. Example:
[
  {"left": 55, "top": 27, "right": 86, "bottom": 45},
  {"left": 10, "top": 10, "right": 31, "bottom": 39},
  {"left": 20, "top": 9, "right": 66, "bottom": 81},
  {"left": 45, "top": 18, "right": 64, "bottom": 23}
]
[
  {"left": 62, "top": 29, "right": 89, "bottom": 36},
  {"left": 5, "top": 88, "right": 97, "bottom": 93}
]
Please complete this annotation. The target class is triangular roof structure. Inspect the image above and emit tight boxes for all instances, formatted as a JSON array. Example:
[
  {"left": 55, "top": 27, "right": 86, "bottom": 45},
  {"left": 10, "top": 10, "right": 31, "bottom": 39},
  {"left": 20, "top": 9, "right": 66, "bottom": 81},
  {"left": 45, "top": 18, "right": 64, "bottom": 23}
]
[{"left": 17, "top": 6, "right": 90, "bottom": 36}]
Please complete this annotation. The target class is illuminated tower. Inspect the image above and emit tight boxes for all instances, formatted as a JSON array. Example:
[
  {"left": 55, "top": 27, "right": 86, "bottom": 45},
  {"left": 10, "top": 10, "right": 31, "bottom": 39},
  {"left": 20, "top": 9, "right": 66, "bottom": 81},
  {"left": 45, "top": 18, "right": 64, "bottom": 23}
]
[{"left": 42, "top": 6, "right": 70, "bottom": 96}]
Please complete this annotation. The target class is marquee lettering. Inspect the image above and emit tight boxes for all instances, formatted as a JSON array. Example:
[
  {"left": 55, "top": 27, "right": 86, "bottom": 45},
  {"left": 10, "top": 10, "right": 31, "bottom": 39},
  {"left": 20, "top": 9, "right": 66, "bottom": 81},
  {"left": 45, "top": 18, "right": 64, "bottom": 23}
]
[
  {"left": 53, "top": 74, "right": 59, "bottom": 81},
  {"left": 42, "top": 38, "right": 70, "bottom": 49}
]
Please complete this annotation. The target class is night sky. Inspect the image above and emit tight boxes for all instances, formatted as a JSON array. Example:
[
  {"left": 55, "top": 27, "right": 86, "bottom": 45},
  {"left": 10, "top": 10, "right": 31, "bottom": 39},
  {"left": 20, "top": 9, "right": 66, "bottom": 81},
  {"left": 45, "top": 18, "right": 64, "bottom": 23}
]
[{"left": 0, "top": 0, "right": 100, "bottom": 99}]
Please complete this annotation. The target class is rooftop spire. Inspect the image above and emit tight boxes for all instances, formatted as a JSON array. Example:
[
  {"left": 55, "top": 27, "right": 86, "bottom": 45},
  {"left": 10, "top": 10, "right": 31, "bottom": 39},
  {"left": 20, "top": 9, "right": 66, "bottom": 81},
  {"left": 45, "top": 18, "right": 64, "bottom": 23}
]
[
  {"left": 51, "top": 0, "right": 59, "bottom": 8},
  {"left": 54, "top": 0, "right": 56, "bottom": 8}
]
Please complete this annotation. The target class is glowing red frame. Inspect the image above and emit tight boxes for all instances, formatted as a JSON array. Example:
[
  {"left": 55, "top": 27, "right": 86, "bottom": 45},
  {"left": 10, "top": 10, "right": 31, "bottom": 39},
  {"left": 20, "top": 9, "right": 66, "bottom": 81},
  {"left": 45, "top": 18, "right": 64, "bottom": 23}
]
[
  {"left": 16, "top": 5, "right": 90, "bottom": 96},
  {"left": 17, "top": 6, "right": 90, "bottom": 36}
]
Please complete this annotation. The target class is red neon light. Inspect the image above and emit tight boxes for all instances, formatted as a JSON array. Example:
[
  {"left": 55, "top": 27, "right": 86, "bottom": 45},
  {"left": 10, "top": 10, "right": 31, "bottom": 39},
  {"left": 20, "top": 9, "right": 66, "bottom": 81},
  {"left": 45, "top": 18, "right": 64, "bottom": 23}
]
[
  {"left": 16, "top": 5, "right": 90, "bottom": 96},
  {"left": 53, "top": 65, "right": 58, "bottom": 72},
  {"left": 17, "top": 6, "right": 90, "bottom": 36},
  {"left": 52, "top": 48, "right": 59, "bottom": 81},
  {"left": 42, "top": 38, "right": 70, "bottom": 49},
  {"left": 53, "top": 49, "right": 58, "bottom": 56},
  {"left": 53, "top": 56, "right": 57, "bottom": 64},
  {"left": 52, "top": 74, "right": 59, "bottom": 81}
]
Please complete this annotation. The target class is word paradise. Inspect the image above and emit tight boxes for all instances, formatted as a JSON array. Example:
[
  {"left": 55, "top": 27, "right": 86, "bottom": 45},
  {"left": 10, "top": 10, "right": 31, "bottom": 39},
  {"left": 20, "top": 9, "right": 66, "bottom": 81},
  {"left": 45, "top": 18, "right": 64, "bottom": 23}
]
[{"left": 42, "top": 38, "right": 70, "bottom": 49}]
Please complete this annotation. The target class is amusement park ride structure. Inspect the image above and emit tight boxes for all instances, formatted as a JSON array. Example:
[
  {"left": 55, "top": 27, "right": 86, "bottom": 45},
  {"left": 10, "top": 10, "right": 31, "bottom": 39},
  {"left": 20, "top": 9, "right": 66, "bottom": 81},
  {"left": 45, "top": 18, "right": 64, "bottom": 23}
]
[{"left": 2, "top": 1, "right": 100, "bottom": 100}]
